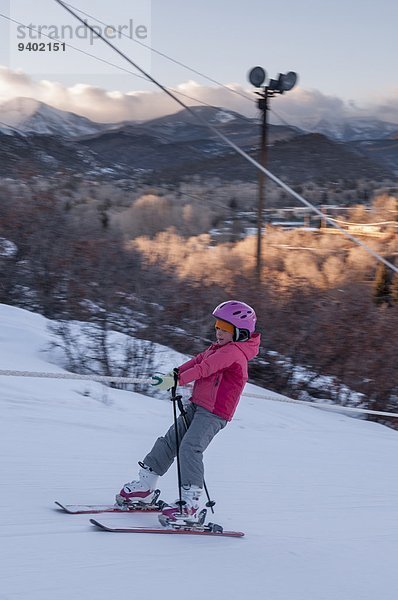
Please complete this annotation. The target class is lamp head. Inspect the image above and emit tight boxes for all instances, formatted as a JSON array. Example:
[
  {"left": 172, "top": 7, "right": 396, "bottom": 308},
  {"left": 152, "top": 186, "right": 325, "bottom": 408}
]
[{"left": 248, "top": 66, "right": 266, "bottom": 87}]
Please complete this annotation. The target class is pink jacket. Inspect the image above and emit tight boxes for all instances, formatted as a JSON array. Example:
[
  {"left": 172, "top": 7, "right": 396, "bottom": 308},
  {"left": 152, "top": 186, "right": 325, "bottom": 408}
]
[{"left": 177, "top": 333, "right": 261, "bottom": 421}]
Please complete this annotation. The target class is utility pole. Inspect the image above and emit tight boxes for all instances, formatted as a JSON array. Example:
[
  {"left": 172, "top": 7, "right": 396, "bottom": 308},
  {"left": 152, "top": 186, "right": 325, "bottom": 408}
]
[
  {"left": 256, "top": 87, "right": 268, "bottom": 281},
  {"left": 248, "top": 67, "right": 298, "bottom": 282}
]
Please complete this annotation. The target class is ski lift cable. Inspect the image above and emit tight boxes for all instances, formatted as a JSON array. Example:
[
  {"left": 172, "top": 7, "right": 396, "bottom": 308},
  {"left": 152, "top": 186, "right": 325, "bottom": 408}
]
[
  {"left": 62, "top": 1, "right": 255, "bottom": 105},
  {"left": 53, "top": 0, "right": 398, "bottom": 276},
  {"left": 51, "top": 0, "right": 250, "bottom": 131}
]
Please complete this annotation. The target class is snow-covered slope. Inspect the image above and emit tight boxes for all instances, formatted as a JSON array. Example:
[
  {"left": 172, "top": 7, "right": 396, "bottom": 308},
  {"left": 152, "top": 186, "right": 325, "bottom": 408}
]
[{"left": 1, "top": 304, "right": 398, "bottom": 600}]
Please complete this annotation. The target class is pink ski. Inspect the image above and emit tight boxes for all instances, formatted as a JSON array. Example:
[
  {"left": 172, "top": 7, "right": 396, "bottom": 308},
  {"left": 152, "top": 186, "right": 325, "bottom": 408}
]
[
  {"left": 90, "top": 518, "right": 244, "bottom": 537},
  {"left": 54, "top": 501, "right": 160, "bottom": 515}
]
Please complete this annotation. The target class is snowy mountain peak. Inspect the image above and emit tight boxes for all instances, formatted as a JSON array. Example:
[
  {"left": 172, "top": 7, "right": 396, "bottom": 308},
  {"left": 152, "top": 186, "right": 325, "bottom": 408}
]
[
  {"left": 0, "top": 97, "right": 118, "bottom": 138},
  {"left": 0, "top": 97, "right": 42, "bottom": 125}
]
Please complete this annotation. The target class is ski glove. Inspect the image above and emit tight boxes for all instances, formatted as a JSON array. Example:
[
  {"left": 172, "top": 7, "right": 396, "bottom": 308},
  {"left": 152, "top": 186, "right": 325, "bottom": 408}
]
[{"left": 150, "top": 371, "right": 177, "bottom": 391}]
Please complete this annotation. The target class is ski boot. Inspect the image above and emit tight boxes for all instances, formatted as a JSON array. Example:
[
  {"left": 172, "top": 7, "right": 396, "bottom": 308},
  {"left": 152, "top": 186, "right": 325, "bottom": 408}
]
[
  {"left": 116, "top": 462, "right": 160, "bottom": 508},
  {"left": 158, "top": 485, "right": 206, "bottom": 528}
]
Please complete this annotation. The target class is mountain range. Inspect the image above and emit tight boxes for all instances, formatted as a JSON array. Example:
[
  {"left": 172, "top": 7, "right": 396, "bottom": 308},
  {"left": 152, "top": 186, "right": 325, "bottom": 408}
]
[
  {"left": 0, "top": 97, "right": 397, "bottom": 184},
  {"left": 292, "top": 116, "right": 398, "bottom": 142}
]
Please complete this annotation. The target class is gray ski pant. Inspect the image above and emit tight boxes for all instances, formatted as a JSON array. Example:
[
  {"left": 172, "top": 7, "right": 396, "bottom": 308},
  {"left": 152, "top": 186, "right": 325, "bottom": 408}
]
[{"left": 143, "top": 402, "right": 227, "bottom": 488}]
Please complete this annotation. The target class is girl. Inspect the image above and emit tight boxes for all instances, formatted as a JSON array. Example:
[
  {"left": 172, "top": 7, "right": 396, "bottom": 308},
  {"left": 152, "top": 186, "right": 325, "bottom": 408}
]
[{"left": 116, "top": 300, "right": 260, "bottom": 524}]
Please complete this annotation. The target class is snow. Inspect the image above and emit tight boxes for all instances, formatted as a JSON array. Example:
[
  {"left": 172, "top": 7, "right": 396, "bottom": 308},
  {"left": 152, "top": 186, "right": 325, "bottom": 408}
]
[
  {"left": 0, "top": 236, "right": 17, "bottom": 257},
  {"left": 215, "top": 110, "right": 236, "bottom": 123},
  {"left": 1, "top": 303, "right": 398, "bottom": 599}
]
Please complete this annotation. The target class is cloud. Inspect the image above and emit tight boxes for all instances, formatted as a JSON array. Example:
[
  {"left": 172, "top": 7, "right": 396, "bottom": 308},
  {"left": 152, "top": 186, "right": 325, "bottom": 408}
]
[
  {"left": 270, "top": 88, "right": 350, "bottom": 126},
  {"left": 273, "top": 87, "right": 398, "bottom": 128},
  {"left": 0, "top": 66, "right": 40, "bottom": 97},
  {"left": 368, "top": 88, "right": 398, "bottom": 123},
  {"left": 1, "top": 65, "right": 398, "bottom": 127}
]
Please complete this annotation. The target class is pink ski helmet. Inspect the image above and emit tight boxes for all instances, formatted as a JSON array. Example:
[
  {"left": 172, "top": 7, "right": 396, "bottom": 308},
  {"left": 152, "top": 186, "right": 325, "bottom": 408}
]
[{"left": 212, "top": 300, "right": 256, "bottom": 341}]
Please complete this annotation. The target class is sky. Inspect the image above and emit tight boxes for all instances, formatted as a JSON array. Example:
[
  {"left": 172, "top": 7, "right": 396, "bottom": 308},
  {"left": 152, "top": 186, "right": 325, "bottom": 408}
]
[{"left": 0, "top": 0, "right": 398, "bottom": 125}]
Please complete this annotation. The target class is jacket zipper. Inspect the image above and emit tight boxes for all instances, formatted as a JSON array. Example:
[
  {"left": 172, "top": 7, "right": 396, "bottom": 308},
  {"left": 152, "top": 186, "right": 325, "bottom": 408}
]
[{"left": 211, "top": 375, "right": 221, "bottom": 402}]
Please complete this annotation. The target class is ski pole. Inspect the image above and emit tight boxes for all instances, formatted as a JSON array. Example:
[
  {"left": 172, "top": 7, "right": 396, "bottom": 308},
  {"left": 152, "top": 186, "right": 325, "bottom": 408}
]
[
  {"left": 172, "top": 375, "right": 216, "bottom": 514},
  {"left": 170, "top": 374, "right": 184, "bottom": 512}
]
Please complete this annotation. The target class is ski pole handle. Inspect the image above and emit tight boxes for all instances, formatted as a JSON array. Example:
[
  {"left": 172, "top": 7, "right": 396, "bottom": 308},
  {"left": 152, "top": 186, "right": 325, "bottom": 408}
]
[{"left": 171, "top": 368, "right": 179, "bottom": 397}]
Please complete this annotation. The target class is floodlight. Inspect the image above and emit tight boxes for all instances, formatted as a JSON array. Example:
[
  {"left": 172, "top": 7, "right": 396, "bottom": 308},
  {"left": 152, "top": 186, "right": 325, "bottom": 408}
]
[
  {"left": 268, "top": 77, "right": 280, "bottom": 91},
  {"left": 279, "top": 71, "right": 297, "bottom": 92},
  {"left": 248, "top": 66, "right": 266, "bottom": 87}
]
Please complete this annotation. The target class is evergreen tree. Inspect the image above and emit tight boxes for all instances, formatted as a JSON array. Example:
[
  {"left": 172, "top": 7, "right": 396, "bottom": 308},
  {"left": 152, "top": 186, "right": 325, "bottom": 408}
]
[
  {"left": 373, "top": 264, "right": 391, "bottom": 306},
  {"left": 392, "top": 273, "right": 398, "bottom": 305},
  {"left": 229, "top": 197, "right": 237, "bottom": 210}
]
